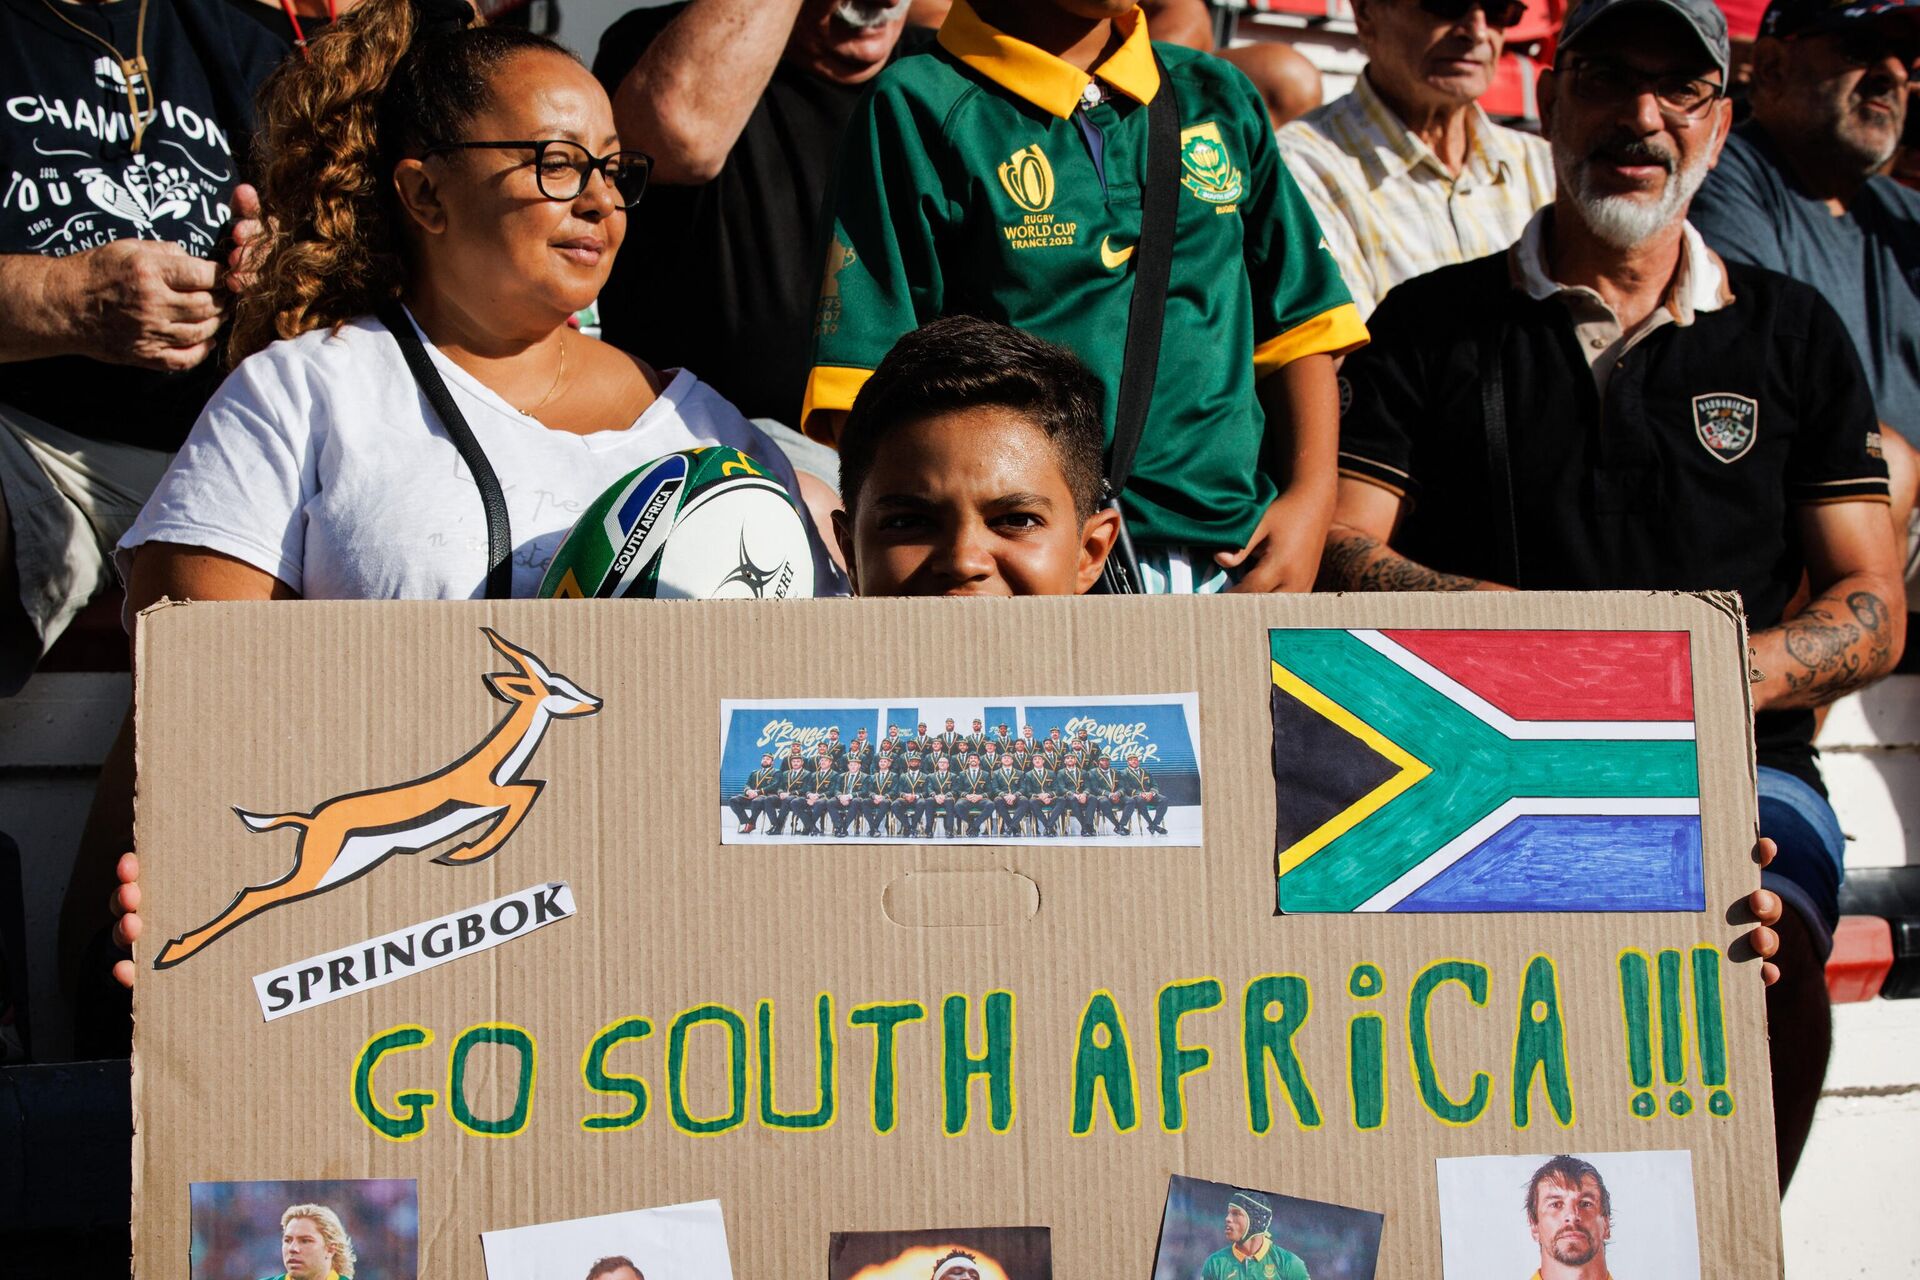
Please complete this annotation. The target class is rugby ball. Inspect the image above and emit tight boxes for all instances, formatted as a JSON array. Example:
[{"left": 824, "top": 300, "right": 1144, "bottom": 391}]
[{"left": 538, "top": 446, "right": 815, "bottom": 600}]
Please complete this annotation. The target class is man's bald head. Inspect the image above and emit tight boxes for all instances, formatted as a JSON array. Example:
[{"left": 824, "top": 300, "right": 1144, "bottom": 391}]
[{"left": 1217, "top": 42, "right": 1324, "bottom": 126}]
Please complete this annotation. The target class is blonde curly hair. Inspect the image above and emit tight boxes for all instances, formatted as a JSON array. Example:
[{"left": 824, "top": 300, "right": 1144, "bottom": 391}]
[
  {"left": 230, "top": 0, "right": 574, "bottom": 362},
  {"left": 281, "top": 1203, "right": 357, "bottom": 1277}
]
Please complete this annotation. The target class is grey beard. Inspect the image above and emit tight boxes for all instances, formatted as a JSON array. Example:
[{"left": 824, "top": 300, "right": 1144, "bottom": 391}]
[
  {"left": 831, "top": 0, "right": 911, "bottom": 28},
  {"left": 1553, "top": 138, "right": 1711, "bottom": 250}
]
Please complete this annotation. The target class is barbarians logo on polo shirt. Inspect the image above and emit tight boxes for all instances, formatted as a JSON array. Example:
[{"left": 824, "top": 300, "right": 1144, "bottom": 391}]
[
  {"left": 1692, "top": 393, "right": 1759, "bottom": 463},
  {"left": 1179, "top": 122, "right": 1243, "bottom": 210},
  {"left": 997, "top": 142, "right": 1078, "bottom": 250}
]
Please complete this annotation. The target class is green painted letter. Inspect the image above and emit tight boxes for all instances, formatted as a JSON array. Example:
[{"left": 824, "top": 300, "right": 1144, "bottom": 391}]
[
  {"left": 1407, "top": 960, "right": 1492, "bottom": 1126},
  {"left": 1349, "top": 1013, "right": 1386, "bottom": 1130},
  {"left": 667, "top": 1005, "right": 749, "bottom": 1135},
  {"left": 1243, "top": 975, "right": 1321, "bottom": 1132},
  {"left": 1072, "top": 991, "right": 1138, "bottom": 1134},
  {"left": 850, "top": 1001, "right": 926, "bottom": 1134},
  {"left": 1157, "top": 978, "right": 1224, "bottom": 1132},
  {"left": 943, "top": 991, "right": 1016, "bottom": 1135},
  {"left": 449, "top": 1024, "right": 536, "bottom": 1137},
  {"left": 581, "top": 1018, "right": 652, "bottom": 1131},
  {"left": 1513, "top": 955, "right": 1575, "bottom": 1128},
  {"left": 758, "top": 995, "right": 835, "bottom": 1130},
  {"left": 354, "top": 1025, "right": 435, "bottom": 1141}
]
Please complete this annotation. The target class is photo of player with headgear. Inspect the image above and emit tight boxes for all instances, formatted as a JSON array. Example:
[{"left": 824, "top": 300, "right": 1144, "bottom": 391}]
[
  {"left": 828, "top": 1226, "right": 1051, "bottom": 1280},
  {"left": 719, "top": 696, "right": 1202, "bottom": 846},
  {"left": 1150, "top": 1175, "right": 1383, "bottom": 1280}
]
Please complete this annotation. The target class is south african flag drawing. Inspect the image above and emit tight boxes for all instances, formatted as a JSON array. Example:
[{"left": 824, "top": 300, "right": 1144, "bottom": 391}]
[{"left": 1271, "top": 629, "right": 1703, "bottom": 913}]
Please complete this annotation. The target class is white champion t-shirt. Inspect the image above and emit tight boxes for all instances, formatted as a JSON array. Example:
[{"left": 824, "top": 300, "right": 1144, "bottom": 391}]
[{"left": 118, "top": 312, "right": 842, "bottom": 599}]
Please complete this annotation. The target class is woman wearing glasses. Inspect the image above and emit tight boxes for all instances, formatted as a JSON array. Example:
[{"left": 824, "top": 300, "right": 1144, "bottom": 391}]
[{"left": 115, "top": 0, "right": 841, "bottom": 609}]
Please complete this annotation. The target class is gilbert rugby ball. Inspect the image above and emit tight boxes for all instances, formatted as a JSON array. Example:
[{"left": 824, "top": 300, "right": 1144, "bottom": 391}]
[{"left": 538, "top": 446, "right": 814, "bottom": 600}]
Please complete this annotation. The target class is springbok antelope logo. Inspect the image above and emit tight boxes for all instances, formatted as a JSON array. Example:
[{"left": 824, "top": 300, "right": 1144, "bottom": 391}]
[{"left": 153, "top": 629, "right": 601, "bottom": 969}]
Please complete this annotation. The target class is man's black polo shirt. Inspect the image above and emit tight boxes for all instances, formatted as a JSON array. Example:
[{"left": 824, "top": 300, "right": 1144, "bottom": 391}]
[{"left": 1337, "top": 219, "right": 1889, "bottom": 789}]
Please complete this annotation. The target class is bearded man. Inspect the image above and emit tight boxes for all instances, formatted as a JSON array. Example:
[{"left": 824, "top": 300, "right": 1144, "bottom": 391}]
[
  {"left": 1693, "top": 0, "right": 1920, "bottom": 455},
  {"left": 1322, "top": 0, "right": 1904, "bottom": 1190},
  {"left": 1522, "top": 1157, "right": 1613, "bottom": 1280}
]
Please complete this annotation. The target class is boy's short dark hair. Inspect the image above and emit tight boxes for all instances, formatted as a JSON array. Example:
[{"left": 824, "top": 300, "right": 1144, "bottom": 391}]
[{"left": 838, "top": 315, "right": 1107, "bottom": 520}]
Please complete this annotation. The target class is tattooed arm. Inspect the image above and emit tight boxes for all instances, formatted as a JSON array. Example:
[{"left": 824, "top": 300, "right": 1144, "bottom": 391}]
[
  {"left": 1750, "top": 501, "right": 1907, "bottom": 710},
  {"left": 1316, "top": 476, "right": 1513, "bottom": 592}
]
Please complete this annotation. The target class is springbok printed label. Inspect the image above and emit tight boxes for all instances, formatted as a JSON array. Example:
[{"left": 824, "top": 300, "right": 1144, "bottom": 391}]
[{"left": 252, "top": 882, "right": 575, "bottom": 1020}]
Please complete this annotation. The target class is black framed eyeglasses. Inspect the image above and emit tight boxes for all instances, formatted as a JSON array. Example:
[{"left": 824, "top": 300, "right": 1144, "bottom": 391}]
[
  {"left": 1562, "top": 54, "right": 1725, "bottom": 123},
  {"left": 1418, "top": 0, "right": 1531, "bottom": 32},
  {"left": 423, "top": 139, "right": 652, "bottom": 209}
]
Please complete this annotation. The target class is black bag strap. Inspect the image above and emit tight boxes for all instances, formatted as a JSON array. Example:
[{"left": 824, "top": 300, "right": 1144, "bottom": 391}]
[
  {"left": 1479, "top": 323, "right": 1522, "bottom": 589},
  {"left": 1107, "top": 52, "right": 1180, "bottom": 495},
  {"left": 379, "top": 304, "right": 515, "bottom": 598}
]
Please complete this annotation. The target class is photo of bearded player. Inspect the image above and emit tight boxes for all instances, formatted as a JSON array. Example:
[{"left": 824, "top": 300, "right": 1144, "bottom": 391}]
[{"left": 1524, "top": 1156, "right": 1614, "bottom": 1280}]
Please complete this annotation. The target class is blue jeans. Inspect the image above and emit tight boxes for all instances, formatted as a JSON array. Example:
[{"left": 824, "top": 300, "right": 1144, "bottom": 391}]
[{"left": 1756, "top": 765, "right": 1844, "bottom": 960}]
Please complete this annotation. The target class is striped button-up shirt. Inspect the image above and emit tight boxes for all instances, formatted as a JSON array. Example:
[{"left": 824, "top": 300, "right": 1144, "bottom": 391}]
[{"left": 1279, "top": 73, "right": 1554, "bottom": 318}]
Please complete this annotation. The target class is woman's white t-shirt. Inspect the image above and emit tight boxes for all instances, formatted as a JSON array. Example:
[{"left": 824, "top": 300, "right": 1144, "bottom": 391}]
[{"left": 118, "top": 313, "right": 841, "bottom": 598}]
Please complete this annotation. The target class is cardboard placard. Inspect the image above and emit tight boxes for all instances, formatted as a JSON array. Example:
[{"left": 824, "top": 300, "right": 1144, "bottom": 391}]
[{"left": 133, "top": 593, "right": 1779, "bottom": 1279}]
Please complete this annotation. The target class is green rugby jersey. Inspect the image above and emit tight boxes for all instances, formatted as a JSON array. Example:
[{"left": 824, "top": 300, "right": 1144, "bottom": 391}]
[
  {"left": 1198, "top": 1239, "right": 1313, "bottom": 1280},
  {"left": 803, "top": 0, "right": 1366, "bottom": 549}
]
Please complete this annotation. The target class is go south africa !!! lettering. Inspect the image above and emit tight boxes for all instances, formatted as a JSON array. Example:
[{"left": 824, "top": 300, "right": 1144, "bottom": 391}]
[{"left": 348, "top": 948, "right": 1735, "bottom": 1141}]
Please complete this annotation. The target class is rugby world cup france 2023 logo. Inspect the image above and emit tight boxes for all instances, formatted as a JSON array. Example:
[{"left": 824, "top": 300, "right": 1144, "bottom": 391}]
[{"left": 998, "top": 143, "right": 1055, "bottom": 214}]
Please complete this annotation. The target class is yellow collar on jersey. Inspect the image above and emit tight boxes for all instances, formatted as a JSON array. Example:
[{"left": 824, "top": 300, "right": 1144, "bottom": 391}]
[{"left": 937, "top": 0, "right": 1161, "bottom": 119}]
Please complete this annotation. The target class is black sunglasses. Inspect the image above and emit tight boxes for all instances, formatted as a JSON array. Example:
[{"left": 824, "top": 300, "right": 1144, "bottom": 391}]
[
  {"left": 423, "top": 139, "right": 652, "bottom": 210},
  {"left": 1418, "top": 0, "right": 1532, "bottom": 31}
]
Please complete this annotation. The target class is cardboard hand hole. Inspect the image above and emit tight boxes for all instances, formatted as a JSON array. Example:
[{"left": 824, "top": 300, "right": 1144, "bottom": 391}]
[{"left": 882, "top": 870, "right": 1040, "bottom": 928}]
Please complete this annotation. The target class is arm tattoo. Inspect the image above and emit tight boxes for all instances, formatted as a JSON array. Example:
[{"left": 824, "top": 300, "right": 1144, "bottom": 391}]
[
  {"left": 1777, "top": 590, "right": 1893, "bottom": 702},
  {"left": 1319, "top": 528, "right": 1486, "bottom": 592}
]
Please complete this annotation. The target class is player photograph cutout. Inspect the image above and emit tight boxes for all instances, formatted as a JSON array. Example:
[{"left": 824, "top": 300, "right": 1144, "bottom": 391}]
[
  {"left": 828, "top": 1226, "right": 1052, "bottom": 1280},
  {"left": 188, "top": 1179, "right": 416, "bottom": 1280},
  {"left": 478, "top": 1200, "right": 733, "bottom": 1280},
  {"left": 1435, "top": 1151, "right": 1703, "bottom": 1280},
  {"left": 1150, "top": 1174, "right": 1384, "bottom": 1280}
]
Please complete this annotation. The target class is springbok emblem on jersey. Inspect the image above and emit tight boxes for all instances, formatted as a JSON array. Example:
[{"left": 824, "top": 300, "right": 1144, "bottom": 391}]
[{"left": 153, "top": 629, "right": 601, "bottom": 968}]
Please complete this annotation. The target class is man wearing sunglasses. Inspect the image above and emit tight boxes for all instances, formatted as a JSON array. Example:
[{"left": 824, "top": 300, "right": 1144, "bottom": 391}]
[
  {"left": 1326, "top": 0, "right": 1904, "bottom": 1192},
  {"left": 1692, "top": 0, "right": 1920, "bottom": 578},
  {"left": 1278, "top": 0, "right": 1556, "bottom": 319}
]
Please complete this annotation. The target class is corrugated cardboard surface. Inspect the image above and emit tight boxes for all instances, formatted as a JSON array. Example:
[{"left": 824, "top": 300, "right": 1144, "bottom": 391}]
[{"left": 132, "top": 593, "right": 1778, "bottom": 1277}]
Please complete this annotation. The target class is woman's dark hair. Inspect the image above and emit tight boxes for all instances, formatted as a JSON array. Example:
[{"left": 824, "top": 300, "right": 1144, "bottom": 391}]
[
  {"left": 231, "top": 0, "right": 573, "bottom": 361},
  {"left": 837, "top": 315, "right": 1108, "bottom": 520}
]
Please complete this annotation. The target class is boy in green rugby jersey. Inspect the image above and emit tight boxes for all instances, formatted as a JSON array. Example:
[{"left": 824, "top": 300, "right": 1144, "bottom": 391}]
[{"left": 806, "top": 0, "right": 1365, "bottom": 593}]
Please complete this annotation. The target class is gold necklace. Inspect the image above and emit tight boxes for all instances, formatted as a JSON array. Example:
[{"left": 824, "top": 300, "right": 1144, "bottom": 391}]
[
  {"left": 39, "top": 0, "right": 155, "bottom": 153},
  {"left": 522, "top": 337, "right": 567, "bottom": 416}
]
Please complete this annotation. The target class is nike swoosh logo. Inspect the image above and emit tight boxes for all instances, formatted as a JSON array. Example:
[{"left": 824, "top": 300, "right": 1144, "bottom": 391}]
[{"left": 1101, "top": 236, "right": 1135, "bottom": 270}]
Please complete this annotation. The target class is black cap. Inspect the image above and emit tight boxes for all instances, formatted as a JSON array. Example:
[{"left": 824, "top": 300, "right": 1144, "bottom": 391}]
[
  {"left": 1762, "top": 0, "right": 1920, "bottom": 37},
  {"left": 1560, "top": 0, "right": 1731, "bottom": 76}
]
